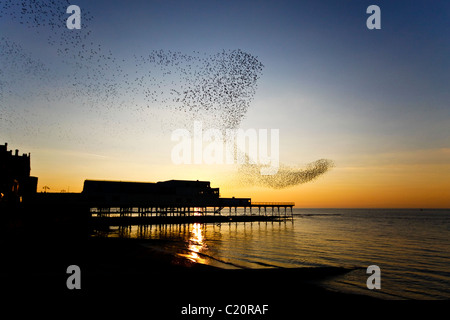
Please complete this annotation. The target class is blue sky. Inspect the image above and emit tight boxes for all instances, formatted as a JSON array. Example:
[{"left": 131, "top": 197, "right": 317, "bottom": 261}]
[{"left": 1, "top": 0, "right": 449, "bottom": 206}]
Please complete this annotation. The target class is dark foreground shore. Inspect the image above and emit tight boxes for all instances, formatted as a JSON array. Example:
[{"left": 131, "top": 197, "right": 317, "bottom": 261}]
[
  {"left": 1, "top": 222, "right": 435, "bottom": 318},
  {"left": 1, "top": 232, "right": 368, "bottom": 309}
]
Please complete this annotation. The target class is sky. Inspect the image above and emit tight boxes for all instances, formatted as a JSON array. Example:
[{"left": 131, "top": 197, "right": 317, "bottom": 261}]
[{"left": 1, "top": 0, "right": 449, "bottom": 208}]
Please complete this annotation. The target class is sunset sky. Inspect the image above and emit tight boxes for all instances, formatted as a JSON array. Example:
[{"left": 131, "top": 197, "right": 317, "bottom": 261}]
[{"left": 1, "top": 0, "right": 449, "bottom": 208}]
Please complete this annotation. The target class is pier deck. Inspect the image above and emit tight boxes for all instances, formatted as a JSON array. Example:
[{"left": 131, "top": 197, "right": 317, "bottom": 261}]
[{"left": 90, "top": 201, "right": 294, "bottom": 225}]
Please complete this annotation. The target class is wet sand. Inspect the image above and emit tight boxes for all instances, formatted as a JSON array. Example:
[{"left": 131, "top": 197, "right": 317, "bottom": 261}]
[
  {"left": 3, "top": 226, "right": 440, "bottom": 318},
  {"left": 1, "top": 215, "right": 443, "bottom": 318},
  {"left": 1, "top": 229, "right": 378, "bottom": 314}
]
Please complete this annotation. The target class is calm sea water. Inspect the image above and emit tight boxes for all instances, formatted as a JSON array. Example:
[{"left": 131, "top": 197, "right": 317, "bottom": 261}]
[{"left": 95, "top": 208, "right": 450, "bottom": 300}]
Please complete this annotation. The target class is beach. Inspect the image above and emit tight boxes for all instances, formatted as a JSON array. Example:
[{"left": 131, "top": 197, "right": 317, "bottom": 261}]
[
  {"left": 1, "top": 225, "right": 376, "bottom": 316},
  {"left": 3, "top": 209, "right": 449, "bottom": 318},
  {"left": 5, "top": 233, "right": 448, "bottom": 319}
]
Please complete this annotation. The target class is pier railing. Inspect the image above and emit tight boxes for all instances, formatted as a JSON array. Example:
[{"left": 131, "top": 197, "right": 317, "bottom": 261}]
[
  {"left": 88, "top": 201, "right": 295, "bottom": 224},
  {"left": 251, "top": 202, "right": 295, "bottom": 206}
]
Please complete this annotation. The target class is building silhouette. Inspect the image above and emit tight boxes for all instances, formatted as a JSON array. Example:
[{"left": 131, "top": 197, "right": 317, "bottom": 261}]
[
  {"left": 82, "top": 179, "right": 250, "bottom": 210},
  {"left": 0, "top": 143, "right": 38, "bottom": 204},
  {"left": 1, "top": 142, "right": 293, "bottom": 224}
]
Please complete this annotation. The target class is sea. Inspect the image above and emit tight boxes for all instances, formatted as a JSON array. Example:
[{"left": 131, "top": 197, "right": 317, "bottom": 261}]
[{"left": 93, "top": 208, "right": 450, "bottom": 300}]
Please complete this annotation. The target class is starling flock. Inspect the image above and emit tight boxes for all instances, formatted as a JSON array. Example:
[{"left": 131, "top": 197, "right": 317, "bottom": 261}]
[
  {"left": 236, "top": 159, "right": 335, "bottom": 189},
  {"left": 0, "top": 0, "right": 264, "bottom": 134},
  {"left": 1, "top": 0, "right": 334, "bottom": 188}
]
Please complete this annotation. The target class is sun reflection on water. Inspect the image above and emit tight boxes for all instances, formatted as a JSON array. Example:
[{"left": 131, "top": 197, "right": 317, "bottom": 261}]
[{"left": 180, "top": 222, "right": 208, "bottom": 264}]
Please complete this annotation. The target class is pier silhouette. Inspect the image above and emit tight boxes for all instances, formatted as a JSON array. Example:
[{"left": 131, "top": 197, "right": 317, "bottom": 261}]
[{"left": 1, "top": 143, "right": 294, "bottom": 228}]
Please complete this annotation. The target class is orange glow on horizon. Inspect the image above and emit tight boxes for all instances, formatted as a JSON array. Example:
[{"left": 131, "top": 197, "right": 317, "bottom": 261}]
[{"left": 28, "top": 147, "right": 450, "bottom": 209}]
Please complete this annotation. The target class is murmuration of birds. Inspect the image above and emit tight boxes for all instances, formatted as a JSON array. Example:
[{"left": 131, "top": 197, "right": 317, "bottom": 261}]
[
  {"left": 1, "top": 0, "right": 334, "bottom": 188},
  {"left": 235, "top": 159, "right": 335, "bottom": 189},
  {"left": 1, "top": 0, "right": 264, "bottom": 132}
]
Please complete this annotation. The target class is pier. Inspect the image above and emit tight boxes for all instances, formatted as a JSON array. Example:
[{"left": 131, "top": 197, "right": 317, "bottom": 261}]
[
  {"left": 1, "top": 142, "right": 295, "bottom": 227},
  {"left": 84, "top": 180, "right": 294, "bottom": 226},
  {"left": 89, "top": 201, "right": 295, "bottom": 226},
  {"left": 8, "top": 179, "right": 295, "bottom": 228}
]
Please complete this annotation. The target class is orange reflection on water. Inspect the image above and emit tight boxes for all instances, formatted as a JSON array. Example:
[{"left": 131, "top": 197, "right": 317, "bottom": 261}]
[{"left": 184, "top": 223, "right": 207, "bottom": 264}]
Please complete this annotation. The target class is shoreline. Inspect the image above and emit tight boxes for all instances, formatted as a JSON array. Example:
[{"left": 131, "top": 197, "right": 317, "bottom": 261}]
[
  {"left": 1, "top": 216, "right": 391, "bottom": 317},
  {"left": 2, "top": 231, "right": 444, "bottom": 318},
  {"left": 2, "top": 235, "right": 377, "bottom": 302},
  {"left": 3, "top": 230, "right": 438, "bottom": 318}
]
